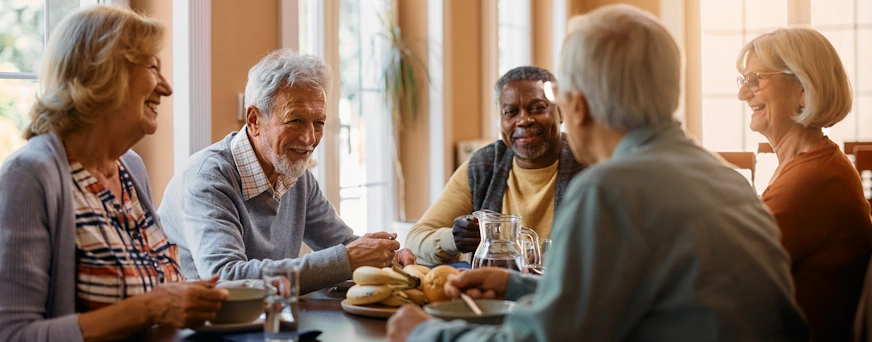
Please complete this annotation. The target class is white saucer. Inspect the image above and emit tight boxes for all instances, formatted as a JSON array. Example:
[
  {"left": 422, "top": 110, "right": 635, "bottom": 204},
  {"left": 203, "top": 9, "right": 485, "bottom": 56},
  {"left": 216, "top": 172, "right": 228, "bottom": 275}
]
[{"left": 194, "top": 315, "right": 265, "bottom": 333}]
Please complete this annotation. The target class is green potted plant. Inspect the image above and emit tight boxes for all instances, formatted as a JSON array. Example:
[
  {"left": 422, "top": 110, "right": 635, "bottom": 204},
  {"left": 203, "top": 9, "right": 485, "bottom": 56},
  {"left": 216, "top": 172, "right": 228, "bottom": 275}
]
[{"left": 378, "top": 6, "right": 428, "bottom": 221}]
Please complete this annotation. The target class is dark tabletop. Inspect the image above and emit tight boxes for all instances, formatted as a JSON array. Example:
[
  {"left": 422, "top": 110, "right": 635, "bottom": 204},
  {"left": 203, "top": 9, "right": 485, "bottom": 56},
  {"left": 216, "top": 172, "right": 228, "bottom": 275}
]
[{"left": 176, "top": 287, "right": 388, "bottom": 342}]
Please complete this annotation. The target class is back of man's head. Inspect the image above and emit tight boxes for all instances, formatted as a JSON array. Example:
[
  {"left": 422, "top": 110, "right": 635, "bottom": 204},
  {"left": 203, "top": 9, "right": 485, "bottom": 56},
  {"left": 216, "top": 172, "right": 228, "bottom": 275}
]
[{"left": 558, "top": 4, "right": 681, "bottom": 130}]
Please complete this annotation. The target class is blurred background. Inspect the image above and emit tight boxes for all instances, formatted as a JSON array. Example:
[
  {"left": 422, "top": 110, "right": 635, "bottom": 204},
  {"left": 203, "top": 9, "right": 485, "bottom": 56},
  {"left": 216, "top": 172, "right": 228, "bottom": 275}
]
[{"left": 1, "top": 0, "right": 869, "bottom": 236}]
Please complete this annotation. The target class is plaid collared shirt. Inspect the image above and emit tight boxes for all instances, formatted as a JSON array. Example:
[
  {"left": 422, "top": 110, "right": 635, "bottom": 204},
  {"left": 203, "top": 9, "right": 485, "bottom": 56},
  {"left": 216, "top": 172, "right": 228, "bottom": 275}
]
[
  {"left": 231, "top": 126, "right": 295, "bottom": 201},
  {"left": 71, "top": 158, "right": 182, "bottom": 312}
]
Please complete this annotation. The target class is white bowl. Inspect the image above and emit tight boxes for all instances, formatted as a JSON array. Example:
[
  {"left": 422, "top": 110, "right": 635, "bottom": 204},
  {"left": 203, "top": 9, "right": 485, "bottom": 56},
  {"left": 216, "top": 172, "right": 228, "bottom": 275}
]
[
  {"left": 211, "top": 287, "right": 264, "bottom": 324},
  {"left": 424, "top": 299, "right": 516, "bottom": 325}
]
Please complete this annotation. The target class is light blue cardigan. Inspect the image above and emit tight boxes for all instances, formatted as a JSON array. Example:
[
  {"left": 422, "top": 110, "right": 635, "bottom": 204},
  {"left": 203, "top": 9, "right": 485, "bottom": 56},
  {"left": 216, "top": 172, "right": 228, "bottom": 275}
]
[{"left": 0, "top": 132, "right": 158, "bottom": 342}]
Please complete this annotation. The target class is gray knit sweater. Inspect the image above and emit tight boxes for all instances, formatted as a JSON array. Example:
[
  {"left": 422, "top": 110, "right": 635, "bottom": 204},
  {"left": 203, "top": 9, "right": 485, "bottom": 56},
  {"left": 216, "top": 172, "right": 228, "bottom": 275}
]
[{"left": 158, "top": 132, "right": 358, "bottom": 294}]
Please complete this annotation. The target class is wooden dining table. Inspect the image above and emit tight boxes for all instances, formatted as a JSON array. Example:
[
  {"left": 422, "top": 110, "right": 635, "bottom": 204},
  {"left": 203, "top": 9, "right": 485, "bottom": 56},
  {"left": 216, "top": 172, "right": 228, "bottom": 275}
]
[{"left": 175, "top": 286, "right": 389, "bottom": 341}]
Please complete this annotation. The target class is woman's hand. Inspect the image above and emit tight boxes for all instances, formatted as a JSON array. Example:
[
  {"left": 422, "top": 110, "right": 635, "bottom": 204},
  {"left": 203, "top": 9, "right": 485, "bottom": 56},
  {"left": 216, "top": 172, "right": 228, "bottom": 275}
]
[{"left": 145, "top": 276, "right": 229, "bottom": 328}]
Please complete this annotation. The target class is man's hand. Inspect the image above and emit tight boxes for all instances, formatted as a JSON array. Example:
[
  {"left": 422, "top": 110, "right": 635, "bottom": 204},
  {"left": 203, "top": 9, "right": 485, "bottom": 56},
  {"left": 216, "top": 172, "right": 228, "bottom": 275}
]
[
  {"left": 387, "top": 305, "right": 432, "bottom": 342},
  {"left": 444, "top": 267, "right": 510, "bottom": 300},
  {"left": 145, "top": 276, "right": 229, "bottom": 328},
  {"left": 393, "top": 248, "right": 417, "bottom": 267},
  {"left": 451, "top": 215, "right": 481, "bottom": 253},
  {"left": 347, "top": 232, "right": 402, "bottom": 269}
]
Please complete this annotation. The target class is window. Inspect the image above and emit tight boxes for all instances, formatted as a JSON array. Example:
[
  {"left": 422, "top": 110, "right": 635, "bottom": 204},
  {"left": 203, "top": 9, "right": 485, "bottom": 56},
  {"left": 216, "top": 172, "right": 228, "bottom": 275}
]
[
  {"left": 810, "top": 0, "right": 872, "bottom": 148},
  {"left": 299, "top": 0, "right": 395, "bottom": 236},
  {"left": 700, "top": 0, "right": 786, "bottom": 153},
  {"left": 699, "top": 0, "right": 872, "bottom": 189},
  {"left": 480, "top": 0, "right": 532, "bottom": 139},
  {"left": 497, "top": 0, "right": 531, "bottom": 77},
  {"left": 0, "top": 0, "right": 90, "bottom": 164}
]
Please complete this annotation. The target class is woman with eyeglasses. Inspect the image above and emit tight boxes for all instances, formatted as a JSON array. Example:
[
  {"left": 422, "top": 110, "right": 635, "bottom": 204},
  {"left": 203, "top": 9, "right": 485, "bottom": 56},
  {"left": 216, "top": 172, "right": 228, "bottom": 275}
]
[
  {"left": 736, "top": 27, "right": 872, "bottom": 341},
  {"left": 0, "top": 5, "right": 230, "bottom": 341}
]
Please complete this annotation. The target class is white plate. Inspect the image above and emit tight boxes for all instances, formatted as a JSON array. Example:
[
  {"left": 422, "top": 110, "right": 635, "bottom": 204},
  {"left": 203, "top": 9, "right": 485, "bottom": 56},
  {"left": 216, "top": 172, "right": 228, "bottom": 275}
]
[
  {"left": 194, "top": 315, "right": 265, "bottom": 333},
  {"left": 340, "top": 299, "right": 398, "bottom": 318}
]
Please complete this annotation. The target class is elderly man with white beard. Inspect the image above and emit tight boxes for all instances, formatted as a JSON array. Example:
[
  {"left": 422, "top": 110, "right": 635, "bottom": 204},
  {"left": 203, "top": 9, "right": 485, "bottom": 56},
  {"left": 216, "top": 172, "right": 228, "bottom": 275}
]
[{"left": 158, "top": 49, "right": 414, "bottom": 294}]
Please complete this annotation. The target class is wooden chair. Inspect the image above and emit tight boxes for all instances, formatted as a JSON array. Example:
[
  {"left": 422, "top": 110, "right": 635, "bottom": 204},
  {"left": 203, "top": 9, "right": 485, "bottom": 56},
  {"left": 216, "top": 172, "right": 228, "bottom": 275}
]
[
  {"left": 717, "top": 152, "right": 756, "bottom": 185},
  {"left": 845, "top": 142, "right": 872, "bottom": 155},
  {"left": 758, "top": 142, "right": 774, "bottom": 154},
  {"left": 855, "top": 146, "right": 872, "bottom": 206}
]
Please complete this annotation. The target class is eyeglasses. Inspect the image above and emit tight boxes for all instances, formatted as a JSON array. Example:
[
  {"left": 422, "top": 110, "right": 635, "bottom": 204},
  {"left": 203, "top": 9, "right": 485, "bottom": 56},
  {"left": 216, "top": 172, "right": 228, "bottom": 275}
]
[{"left": 736, "top": 71, "right": 792, "bottom": 92}]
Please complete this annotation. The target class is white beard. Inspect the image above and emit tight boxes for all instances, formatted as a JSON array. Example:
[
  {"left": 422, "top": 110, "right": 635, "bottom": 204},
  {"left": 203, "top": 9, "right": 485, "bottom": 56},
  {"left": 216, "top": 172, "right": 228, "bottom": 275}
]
[
  {"left": 512, "top": 141, "right": 550, "bottom": 160},
  {"left": 262, "top": 131, "right": 310, "bottom": 180}
]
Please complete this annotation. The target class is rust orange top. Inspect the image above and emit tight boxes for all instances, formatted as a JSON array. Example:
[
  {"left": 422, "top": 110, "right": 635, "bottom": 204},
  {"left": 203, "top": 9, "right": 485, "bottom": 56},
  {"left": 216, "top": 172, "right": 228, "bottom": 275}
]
[{"left": 763, "top": 139, "right": 872, "bottom": 341}]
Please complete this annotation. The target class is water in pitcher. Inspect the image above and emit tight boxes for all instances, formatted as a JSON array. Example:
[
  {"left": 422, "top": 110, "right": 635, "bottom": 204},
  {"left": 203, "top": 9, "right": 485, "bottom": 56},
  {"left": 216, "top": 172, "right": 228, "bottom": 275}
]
[
  {"left": 470, "top": 210, "right": 541, "bottom": 272},
  {"left": 472, "top": 255, "right": 524, "bottom": 272}
]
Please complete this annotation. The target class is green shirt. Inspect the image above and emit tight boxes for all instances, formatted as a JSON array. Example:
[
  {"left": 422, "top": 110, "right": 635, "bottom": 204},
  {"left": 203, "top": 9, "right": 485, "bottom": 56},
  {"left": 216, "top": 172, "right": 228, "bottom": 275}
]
[{"left": 409, "top": 122, "right": 808, "bottom": 341}]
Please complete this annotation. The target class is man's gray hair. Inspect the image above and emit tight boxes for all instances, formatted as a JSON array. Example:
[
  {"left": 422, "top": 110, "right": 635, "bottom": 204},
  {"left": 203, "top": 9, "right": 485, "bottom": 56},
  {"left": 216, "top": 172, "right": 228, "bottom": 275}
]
[
  {"left": 244, "top": 48, "right": 333, "bottom": 118},
  {"left": 558, "top": 4, "right": 680, "bottom": 130},
  {"left": 494, "top": 66, "right": 556, "bottom": 103}
]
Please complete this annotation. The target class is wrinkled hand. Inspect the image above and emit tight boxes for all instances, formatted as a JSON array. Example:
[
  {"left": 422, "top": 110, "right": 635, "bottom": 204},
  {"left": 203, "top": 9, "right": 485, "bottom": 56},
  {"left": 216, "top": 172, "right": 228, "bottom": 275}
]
[
  {"left": 347, "top": 232, "right": 401, "bottom": 270},
  {"left": 452, "top": 215, "right": 480, "bottom": 253},
  {"left": 393, "top": 248, "right": 417, "bottom": 267},
  {"left": 145, "top": 276, "right": 229, "bottom": 328},
  {"left": 444, "top": 267, "right": 510, "bottom": 300},
  {"left": 387, "top": 305, "right": 433, "bottom": 342}
]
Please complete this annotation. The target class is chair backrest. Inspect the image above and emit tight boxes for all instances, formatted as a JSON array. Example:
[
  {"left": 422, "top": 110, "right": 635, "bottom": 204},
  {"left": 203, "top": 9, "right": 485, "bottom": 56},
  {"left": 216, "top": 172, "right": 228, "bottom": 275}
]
[
  {"left": 856, "top": 146, "right": 872, "bottom": 173},
  {"left": 855, "top": 146, "right": 872, "bottom": 207},
  {"left": 758, "top": 142, "right": 774, "bottom": 154},
  {"left": 845, "top": 142, "right": 872, "bottom": 155},
  {"left": 717, "top": 152, "right": 756, "bottom": 185}
]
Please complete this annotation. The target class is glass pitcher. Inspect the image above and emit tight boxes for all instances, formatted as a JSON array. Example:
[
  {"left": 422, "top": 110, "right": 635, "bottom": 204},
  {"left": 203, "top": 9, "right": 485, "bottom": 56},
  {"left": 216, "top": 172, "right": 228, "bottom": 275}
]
[{"left": 470, "top": 210, "right": 541, "bottom": 272}]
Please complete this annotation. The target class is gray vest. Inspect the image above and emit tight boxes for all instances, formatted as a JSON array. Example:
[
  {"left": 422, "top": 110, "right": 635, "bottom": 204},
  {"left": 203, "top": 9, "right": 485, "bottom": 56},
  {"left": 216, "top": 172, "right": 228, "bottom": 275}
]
[{"left": 467, "top": 133, "right": 585, "bottom": 215}]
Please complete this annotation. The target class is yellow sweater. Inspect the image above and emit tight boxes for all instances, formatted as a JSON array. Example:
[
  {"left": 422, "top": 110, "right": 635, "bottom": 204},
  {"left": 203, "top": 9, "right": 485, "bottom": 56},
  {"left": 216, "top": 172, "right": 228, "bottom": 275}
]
[{"left": 406, "top": 159, "right": 558, "bottom": 266}]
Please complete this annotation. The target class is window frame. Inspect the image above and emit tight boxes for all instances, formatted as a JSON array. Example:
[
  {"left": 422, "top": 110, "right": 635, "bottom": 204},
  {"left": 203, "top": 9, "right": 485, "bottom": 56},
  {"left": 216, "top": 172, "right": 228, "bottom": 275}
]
[{"left": 294, "top": 0, "right": 399, "bottom": 234}]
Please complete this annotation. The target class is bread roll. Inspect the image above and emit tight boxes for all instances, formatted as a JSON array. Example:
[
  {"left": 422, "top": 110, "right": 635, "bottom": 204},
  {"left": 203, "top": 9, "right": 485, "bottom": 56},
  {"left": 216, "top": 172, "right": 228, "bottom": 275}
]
[{"left": 422, "top": 265, "right": 460, "bottom": 303}]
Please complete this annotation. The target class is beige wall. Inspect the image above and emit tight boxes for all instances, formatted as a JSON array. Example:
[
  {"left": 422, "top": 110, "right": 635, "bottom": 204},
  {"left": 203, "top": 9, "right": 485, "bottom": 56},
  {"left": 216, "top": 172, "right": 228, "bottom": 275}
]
[
  {"left": 531, "top": 0, "right": 554, "bottom": 71},
  {"left": 684, "top": 0, "right": 702, "bottom": 138},
  {"left": 448, "top": 1, "right": 484, "bottom": 151},
  {"left": 398, "top": 0, "right": 431, "bottom": 220},
  {"left": 564, "top": 0, "right": 700, "bottom": 137},
  {"left": 130, "top": 0, "right": 174, "bottom": 205},
  {"left": 129, "top": 0, "right": 280, "bottom": 206},
  {"left": 211, "top": 0, "right": 278, "bottom": 142},
  {"left": 570, "top": 0, "right": 660, "bottom": 16}
]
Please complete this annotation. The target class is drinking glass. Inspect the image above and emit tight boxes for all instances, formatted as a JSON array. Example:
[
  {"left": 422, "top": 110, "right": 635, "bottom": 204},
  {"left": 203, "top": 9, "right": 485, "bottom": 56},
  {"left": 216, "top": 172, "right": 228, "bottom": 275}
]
[
  {"left": 540, "top": 239, "right": 551, "bottom": 263},
  {"left": 263, "top": 264, "right": 299, "bottom": 342},
  {"left": 522, "top": 239, "right": 551, "bottom": 275}
]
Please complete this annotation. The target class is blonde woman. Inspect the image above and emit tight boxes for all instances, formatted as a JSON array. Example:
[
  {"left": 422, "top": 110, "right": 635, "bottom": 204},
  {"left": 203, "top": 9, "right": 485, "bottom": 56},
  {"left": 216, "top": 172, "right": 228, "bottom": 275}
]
[
  {"left": 736, "top": 27, "right": 872, "bottom": 341},
  {"left": 0, "top": 5, "right": 228, "bottom": 341}
]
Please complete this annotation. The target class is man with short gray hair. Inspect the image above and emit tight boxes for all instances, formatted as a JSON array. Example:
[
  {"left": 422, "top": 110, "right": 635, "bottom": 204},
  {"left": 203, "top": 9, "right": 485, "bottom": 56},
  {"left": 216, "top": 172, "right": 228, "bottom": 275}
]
[
  {"left": 159, "top": 49, "right": 414, "bottom": 294},
  {"left": 388, "top": 5, "right": 808, "bottom": 341}
]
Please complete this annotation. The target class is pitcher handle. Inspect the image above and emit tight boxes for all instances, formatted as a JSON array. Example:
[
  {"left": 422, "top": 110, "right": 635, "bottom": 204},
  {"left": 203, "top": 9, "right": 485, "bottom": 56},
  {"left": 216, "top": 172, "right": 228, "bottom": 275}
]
[{"left": 519, "top": 227, "right": 541, "bottom": 268}]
